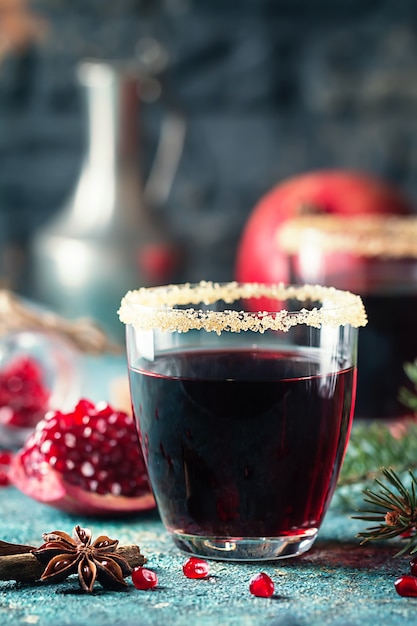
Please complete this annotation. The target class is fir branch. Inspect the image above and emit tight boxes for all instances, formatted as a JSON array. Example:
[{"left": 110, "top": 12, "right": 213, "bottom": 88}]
[
  {"left": 399, "top": 389, "right": 417, "bottom": 412},
  {"left": 399, "top": 359, "right": 417, "bottom": 411},
  {"left": 346, "top": 359, "right": 417, "bottom": 555},
  {"left": 337, "top": 421, "right": 417, "bottom": 488},
  {"left": 354, "top": 468, "right": 417, "bottom": 555},
  {"left": 337, "top": 358, "right": 417, "bottom": 491},
  {"left": 403, "top": 359, "right": 417, "bottom": 387}
]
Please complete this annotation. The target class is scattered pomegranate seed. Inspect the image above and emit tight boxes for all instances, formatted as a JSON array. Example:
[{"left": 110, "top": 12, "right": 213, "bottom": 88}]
[
  {"left": 131, "top": 567, "right": 158, "bottom": 590},
  {"left": 249, "top": 572, "right": 275, "bottom": 598},
  {"left": 395, "top": 575, "right": 417, "bottom": 597},
  {"left": 182, "top": 557, "right": 210, "bottom": 579}
]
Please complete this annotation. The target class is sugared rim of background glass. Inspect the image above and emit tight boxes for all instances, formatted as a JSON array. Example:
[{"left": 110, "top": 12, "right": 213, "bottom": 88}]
[
  {"left": 279, "top": 214, "right": 417, "bottom": 258},
  {"left": 118, "top": 281, "right": 367, "bottom": 333}
]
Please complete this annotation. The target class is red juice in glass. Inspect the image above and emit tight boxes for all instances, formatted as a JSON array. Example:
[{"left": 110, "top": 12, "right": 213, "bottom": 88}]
[{"left": 129, "top": 347, "right": 355, "bottom": 539}]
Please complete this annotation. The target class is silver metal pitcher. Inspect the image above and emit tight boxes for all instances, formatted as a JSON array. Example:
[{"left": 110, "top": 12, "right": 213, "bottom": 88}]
[{"left": 30, "top": 55, "right": 185, "bottom": 343}]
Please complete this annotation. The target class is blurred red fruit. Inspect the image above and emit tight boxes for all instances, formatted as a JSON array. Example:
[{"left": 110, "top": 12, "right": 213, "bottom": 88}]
[{"left": 235, "top": 170, "right": 413, "bottom": 286}]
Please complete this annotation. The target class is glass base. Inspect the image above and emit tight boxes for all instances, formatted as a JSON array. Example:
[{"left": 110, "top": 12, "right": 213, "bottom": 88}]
[{"left": 172, "top": 529, "right": 318, "bottom": 561}]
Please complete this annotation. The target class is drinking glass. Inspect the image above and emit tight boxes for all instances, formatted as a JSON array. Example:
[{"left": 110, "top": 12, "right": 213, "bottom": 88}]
[
  {"left": 119, "top": 281, "right": 366, "bottom": 560},
  {"left": 280, "top": 214, "right": 417, "bottom": 421}
]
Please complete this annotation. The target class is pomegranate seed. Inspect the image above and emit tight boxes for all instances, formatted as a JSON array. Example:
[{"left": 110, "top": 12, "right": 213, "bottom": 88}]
[
  {"left": 182, "top": 557, "right": 210, "bottom": 579},
  {"left": 395, "top": 575, "right": 417, "bottom": 597},
  {"left": 249, "top": 572, "right": 275, "bottom": 598},
  {"left": 131, "top": 567, "right": 158, "bottom": 590}
]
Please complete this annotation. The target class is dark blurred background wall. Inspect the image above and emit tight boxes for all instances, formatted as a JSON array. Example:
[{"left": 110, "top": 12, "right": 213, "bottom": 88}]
[{"left": 1, "top": 0, "right": 417, "bottom": 305}]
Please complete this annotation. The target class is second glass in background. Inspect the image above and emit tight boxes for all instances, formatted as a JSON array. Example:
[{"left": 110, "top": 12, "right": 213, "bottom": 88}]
[{"left": 280, "top": 214, "right": 417, "bottom": 421}]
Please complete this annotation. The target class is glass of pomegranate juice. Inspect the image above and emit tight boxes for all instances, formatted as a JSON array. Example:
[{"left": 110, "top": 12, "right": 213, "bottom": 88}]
[
  {"left": 118, "top": 282, "right": 367, "bottom": 560},
  {"left": 280, "top": 214, "right": 417, "bottom": 421}
]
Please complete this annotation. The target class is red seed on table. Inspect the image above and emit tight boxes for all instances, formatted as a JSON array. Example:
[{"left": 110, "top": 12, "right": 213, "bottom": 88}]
[
  {"left": 249, "top": 572, "right": 275, "bottom": 598},
  {"left": 395, "top": 575, "right": 417, "bottom": 597},
  {"left": 131, "top": 567, "right": 158, "bottom": 590},
  {"left": 182, "top": 557, "right": 210, "bottom": 579}
]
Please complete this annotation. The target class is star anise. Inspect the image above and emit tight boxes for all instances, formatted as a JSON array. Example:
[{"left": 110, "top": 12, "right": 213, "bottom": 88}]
[{"left": 32, "top": 525, "right": 132, "bottom": 592}]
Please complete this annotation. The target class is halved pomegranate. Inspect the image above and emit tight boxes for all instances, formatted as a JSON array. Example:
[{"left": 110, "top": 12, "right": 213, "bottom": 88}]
[{"left": 9, "top": 399, "right": 156, "bottom": 517}]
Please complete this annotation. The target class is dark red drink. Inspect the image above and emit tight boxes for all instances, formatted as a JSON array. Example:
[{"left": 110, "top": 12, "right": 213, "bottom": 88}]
[
  {"left": 357, "top": 290, "right": 417, "bottom": 419},
  {"left": 284, "top": 215, "right": 417, "bottom": 421},
  {"left": 324, "top": 259, "right": 417, "bottom": 420},
  {"left": 129, "top": 348, "right": 356, "bottom": 539}
]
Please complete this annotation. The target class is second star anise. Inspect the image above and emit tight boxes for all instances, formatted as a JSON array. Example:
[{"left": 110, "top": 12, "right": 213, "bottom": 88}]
[{"left": 32, "top": 525, "right": 132, "bottom": 592}]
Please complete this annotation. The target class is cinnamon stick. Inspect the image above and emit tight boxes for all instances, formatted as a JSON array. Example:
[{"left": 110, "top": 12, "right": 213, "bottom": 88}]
[{"left": 0, "top": 545, "right": 146, "bottom": 583}]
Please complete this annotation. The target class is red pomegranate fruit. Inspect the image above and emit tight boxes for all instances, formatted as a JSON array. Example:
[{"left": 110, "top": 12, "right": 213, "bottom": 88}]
[
  {"left": 9, "top": 399, "right": 156, "bottom": 516},
  {"left": 235, "top": 169, "right": 413, "bottom": 285}
]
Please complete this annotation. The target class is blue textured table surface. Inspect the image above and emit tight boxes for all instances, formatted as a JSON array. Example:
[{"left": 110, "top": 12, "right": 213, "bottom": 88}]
[
  {"left": 1, "top": 355, "right": 416, "bottom": 626},
  {"left": 0, "top": 489, "right": 414, "bottom": 626}
]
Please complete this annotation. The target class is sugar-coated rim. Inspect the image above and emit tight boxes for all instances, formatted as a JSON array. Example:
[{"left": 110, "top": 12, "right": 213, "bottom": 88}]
[
  {"left": 279, "top": 214, "right": 417, "bottom": 258},
  {"left": 118, "top": 281, "right": 367, "bottom": 333}
]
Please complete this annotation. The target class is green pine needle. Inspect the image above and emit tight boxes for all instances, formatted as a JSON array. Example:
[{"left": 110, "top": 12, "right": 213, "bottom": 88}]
[
  {"left": 338, "top": 359, "right": 417, "bottom": 488},
  {"left": 399, "top": 359, "right": 417, "bottom": 411},
  {"left": 336, "top": 358, "right": 417, "bottom": 555},
  {"left": 337, "top": 421, "right": 417, "bottom": 489},
  {"left": 353, "top": 468, "right": 417, "bottom": 555}
]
